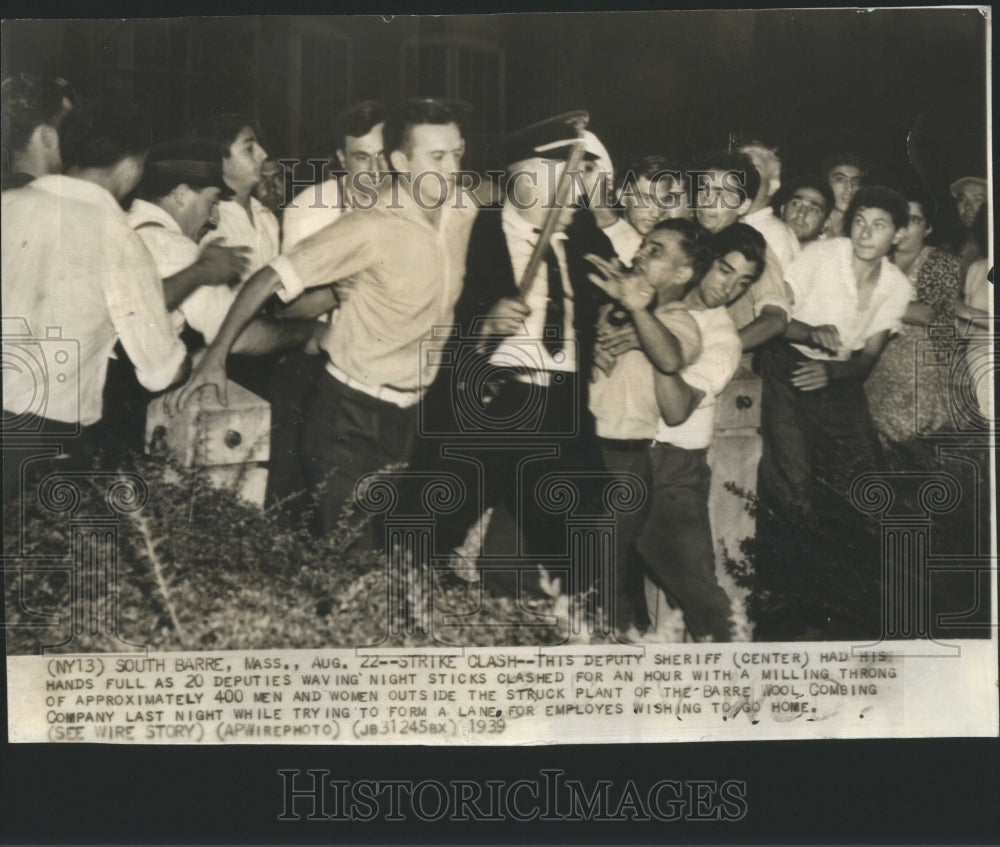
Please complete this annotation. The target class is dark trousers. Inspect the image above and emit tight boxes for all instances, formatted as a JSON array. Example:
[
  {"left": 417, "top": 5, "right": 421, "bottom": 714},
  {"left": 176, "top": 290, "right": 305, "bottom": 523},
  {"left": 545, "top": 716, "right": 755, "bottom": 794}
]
[
  {"left": 636, "top": 443, "right": 733, "bottom": 642},
  {"left": 414, "top": 375, "right": 604, "bottom": 597},
  {"left": 264, "top": 350, "right": 326, "bottom": 511},
  {"left": 757, "top": 340, "right": 883, "bottom": 511},
  {"left": 2, "top": 413, "right": 105, "bottom": 524},
  {"left": 300, "top": 371, "right": 419, "bottom": 543},
  {"left": 599, "top": 441, "right": 654, "bottom": 633}
]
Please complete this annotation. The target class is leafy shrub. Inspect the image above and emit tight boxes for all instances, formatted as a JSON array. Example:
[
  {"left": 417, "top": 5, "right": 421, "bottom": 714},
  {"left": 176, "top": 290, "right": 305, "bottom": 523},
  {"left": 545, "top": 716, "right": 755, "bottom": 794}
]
[{"left": 4, "top": 454, "right": 610, "bottom": 653}]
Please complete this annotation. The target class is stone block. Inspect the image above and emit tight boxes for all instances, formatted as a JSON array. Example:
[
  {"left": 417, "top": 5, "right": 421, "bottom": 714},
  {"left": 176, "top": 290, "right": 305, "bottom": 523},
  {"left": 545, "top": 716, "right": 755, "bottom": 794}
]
[{"left": 145, "top": 380, "right": 270, "bottom": 506}]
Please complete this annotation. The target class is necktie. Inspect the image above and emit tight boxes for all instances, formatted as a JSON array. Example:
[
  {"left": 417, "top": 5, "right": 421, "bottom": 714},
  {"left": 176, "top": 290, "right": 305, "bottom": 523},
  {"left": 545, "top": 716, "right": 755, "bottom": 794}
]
[{"left": 535, "top": 234, "right": 566, "bottom": 358}]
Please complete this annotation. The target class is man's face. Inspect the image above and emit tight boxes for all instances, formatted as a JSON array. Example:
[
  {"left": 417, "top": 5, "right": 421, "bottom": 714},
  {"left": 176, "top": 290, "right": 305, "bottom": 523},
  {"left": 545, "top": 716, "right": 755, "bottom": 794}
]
[
  {"left": 178, "top": 185, "right": 223, "bottom": 240},
  {"left": 632, "top": 228, "right": 693, "bottom": 299},
  {"left": 850, "top": 206, "right": 902, "bottom": 262},
  {"left": 956, "top": 184, "right": 987, "bottom": 229},
  {"left": 698, "top": 250, "right": 759, "bottom": 308},
  {"left": 896, "top": 201, "right": 931, "bottom": 255},
  {"left": 828, "top": 163, "right": 863, "bottom": 212},
  {"left": 253, "top": 161, "right": 284, "bottom": 211},
  {"left": 338, "top": 121, "right": 386, "bottom": 187},
  {"left": 508, "top": 157, "right": 581, "bottom": 230},
  {"left": 393, "top": 122, "right": 464, "bottom": 208},
  {"left": 695, "top": 168, "right": 750, "bottom": 233},
  {"left": 223, "top": 126, "right": 268, "bottom": 193},
  {"left": 621, "top": 176, "right": 670, "bottom": 236},
  {"left": 781, "top": 187, "right": 828, "bottom": 242}
]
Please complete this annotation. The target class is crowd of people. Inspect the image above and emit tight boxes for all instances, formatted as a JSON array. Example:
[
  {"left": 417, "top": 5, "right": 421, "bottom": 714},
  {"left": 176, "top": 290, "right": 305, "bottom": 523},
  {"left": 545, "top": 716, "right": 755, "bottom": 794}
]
[{"left": 1, "top": 72, "right": 992, "bottom": 641}]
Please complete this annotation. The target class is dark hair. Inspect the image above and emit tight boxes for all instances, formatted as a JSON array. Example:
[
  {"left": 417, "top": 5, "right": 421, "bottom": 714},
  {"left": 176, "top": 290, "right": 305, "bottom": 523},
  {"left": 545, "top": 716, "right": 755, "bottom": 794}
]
[
  {"left": 821, "top": 152, "right": 869, "bottom": 180},
  {"left": 138, "top": 138, "right": 228, "bottom": 200},
  {"left": 691, "top": 150, "right": 761, "bottom": 210},
  {"left": 651, "top": 217, "right": 712, "bottom": 281},
  {"left": 615, "top": 154, "right": 672, "bottom": 193},
  {"left": 772, "top": 173, "right": 835, "bottom": 216},
  {"left": 190, "top": 112, "right": 261, "bottom": 159},
  {"left": 1, "top": 73, "right": 75, "bottom": 155},
  {"left": 708, "top": 223, "right": 767, "bottom": 284},
  {"left": 903, "top": 185, "right": 938, "bottom": 227},
  {"left": 382, "top": 98, "right": 463, "bottom": 168},
  {"left": 59, "top": 98, "right": 151, "bottom": 171},
  {"left": 843, "top": 185, "right": 910, "bottom": 235},
  {"left": 333, "top": 100, "right": 386, "bottom": 150}
]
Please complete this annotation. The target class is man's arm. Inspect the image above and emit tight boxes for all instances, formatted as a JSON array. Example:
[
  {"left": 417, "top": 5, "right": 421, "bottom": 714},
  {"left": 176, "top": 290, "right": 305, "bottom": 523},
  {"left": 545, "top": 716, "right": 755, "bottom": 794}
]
[
  {"left": 784, "top": 318, "right": 841, "bottom": 355},
  {"left": 230, "top": 316, "right": 322, "bottom": 355},
  {"left": 654, "top": 371, "right": 705, "bottom": 427},
  {"left": 162, "top": 243, "right": 252, "bottom": 311},
  {"left": 738, "top": 305, "right": 788, "bottom": 351},
  {"left": 169, "top": 212, "right": 377, "bottom": 411},
  {"left": 585, "top": 253, "right": 697, "bottom": 373},
  {"left": 269, "top": 286, "right": 338, "bottom": 320},
  {"left": 166, "top": 264, "right": 284, "bottom": 411},
  {"left": 790, "top": 330, "right": 892, "bottom": 391}
]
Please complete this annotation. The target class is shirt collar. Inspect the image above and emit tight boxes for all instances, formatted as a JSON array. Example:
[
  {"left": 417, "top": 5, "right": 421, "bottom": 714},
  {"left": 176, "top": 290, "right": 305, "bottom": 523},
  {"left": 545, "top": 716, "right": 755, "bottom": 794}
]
[{"left": 31, "top": 174, "right": 123, "bottom": 215}]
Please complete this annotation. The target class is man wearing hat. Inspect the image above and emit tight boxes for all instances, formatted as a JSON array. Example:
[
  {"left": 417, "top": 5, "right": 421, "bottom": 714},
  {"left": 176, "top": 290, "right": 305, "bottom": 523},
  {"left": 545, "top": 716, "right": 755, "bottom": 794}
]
[
  {"left": 128, "top": 138, "right": 250, "bottom": 324},
  {"left": 129, "top": 139, "right": 318, "bottom": 357},
  {"left": 419, "top": 111, "right": 618, "bottom": 601}
]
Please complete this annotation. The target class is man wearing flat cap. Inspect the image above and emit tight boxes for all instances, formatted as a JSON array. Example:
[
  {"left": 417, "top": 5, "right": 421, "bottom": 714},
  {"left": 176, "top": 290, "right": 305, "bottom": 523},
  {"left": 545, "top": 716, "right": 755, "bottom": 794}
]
[
  {"left": 105, "top": 139, "right": 320, "bottom": 458},
  {"left": 419, "top": 111, "right": 618, "bottom": 601},
  {"left": 129, "top": 138, "right": 250, "bottom": 328}
]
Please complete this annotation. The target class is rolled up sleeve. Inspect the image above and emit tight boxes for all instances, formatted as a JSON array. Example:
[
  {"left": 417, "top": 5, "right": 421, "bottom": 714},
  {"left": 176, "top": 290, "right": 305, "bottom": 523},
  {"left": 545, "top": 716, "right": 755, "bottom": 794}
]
[{"left": 272, "top": 212, "right": 377, "bottom": 303}]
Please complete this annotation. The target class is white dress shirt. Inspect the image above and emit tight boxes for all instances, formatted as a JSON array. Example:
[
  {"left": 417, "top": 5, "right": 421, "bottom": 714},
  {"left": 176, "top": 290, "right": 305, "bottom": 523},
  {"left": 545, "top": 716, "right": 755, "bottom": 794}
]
[
  {"left": 189, "top": 196, "right": 280, "bottom": 343},
  {"left": 744, "top": 207, "right": 801, "bottom": 273},
  {"left": 128, "top": 199, "right": 200, "bottom": 334},
  {"left": 654, "top": 305, "right": 742, "bottom": 450},
  {"left": 2, "top": 176, "right": 186, "bottom": 425},
  {"left": 786, "top": 237, "right": 914, "bottom": 361},
  {"left": 490, "top": 203, "right": 577, "bottom": 374}
]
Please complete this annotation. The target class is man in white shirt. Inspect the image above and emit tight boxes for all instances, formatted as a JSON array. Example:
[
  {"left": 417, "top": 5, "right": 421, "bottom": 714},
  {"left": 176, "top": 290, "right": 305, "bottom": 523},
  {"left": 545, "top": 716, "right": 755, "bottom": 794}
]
[
  {"left": 757, "top": 185, "right": 914, "bottom": 511},
  {"left": 127, "top": 138, "right": 251, "bottom": 328},
  {"left": 282, "top": 100, "right": 386, "bottom": 250},
  {"left": 586, "top": 218, "right": 709, "bottom": 634},
  {"left": 189, "top": 113, "right": 319, "bottom": 401},
  {"left": 265, "top": 103, "right": 387, "bottom": 509},
  {"left": 2, "top": 99, "right": 188, "bottom": 470},
  {"left": 102, "top": 138, "right": 254, "bottom": 456},
  {"left": 774, "top": 174, "right": 834, "bottom": 247},
  {"left": 634, "top": 224, "right": 764, "bottom": 642},
  {"left": 692, "top": 150, "right": 791, "bottom": 352}
]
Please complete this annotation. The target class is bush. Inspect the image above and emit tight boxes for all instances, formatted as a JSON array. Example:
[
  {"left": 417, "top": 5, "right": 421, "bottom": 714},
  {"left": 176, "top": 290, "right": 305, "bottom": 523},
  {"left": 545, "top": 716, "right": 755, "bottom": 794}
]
[{"left": 4, "top": 454, "right": 608, "bottom": 653}]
